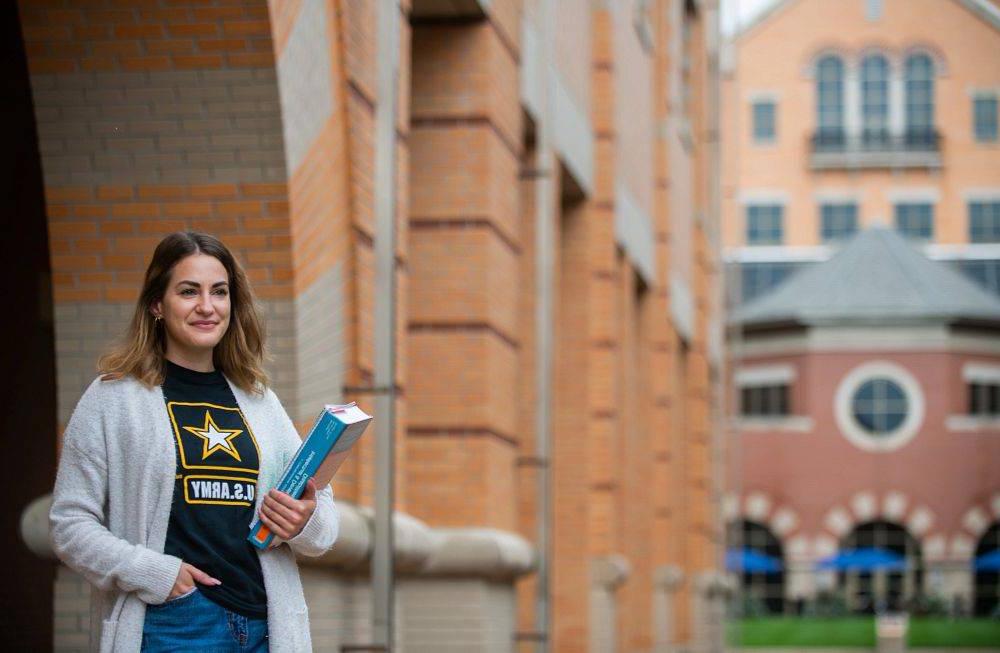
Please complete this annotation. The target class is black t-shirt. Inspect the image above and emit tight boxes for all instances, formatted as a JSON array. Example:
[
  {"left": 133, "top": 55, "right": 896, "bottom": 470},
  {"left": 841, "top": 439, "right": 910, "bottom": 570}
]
[{"left": 161, "top": 361, "right": 267, "bottom": 619}]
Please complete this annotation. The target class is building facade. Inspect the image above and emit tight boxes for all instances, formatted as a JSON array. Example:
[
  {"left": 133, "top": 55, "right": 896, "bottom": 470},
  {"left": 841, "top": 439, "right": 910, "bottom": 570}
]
[
  {"left": 9, "top": 0, "right": 726, "bottom": 651},
  {"left": 723, "top": 0, "right": 1000, "bottom": 304},
  {"left": 729, "top": 228, "right": 1000, "bottom": 615},
  {"left": 722, "top": 0, "right": 1000, "bottom": 617}
]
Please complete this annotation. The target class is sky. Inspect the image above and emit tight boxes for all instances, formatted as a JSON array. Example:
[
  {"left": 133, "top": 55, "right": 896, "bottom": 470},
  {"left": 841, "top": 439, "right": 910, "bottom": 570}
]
[{"left": 721, "top": 0, "right": 781, "bottom": 35}]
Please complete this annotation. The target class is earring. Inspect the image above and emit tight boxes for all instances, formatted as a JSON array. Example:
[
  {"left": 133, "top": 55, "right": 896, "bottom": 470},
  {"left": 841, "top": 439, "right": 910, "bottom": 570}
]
[{"left": 154, "top": 315, "right": 162, "bottom": 324}]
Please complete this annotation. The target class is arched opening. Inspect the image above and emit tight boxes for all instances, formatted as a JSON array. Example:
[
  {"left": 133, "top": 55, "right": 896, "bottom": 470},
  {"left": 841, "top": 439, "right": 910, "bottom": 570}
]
[
  {"left": 839, "top": 520, "right": 923, "bottom": 613},
  {"left": 974, "top": 522, "right": 1000, "bottom": 617},
  {"left": 4, "top": 2, "right": 57, "bottom": 648},
  {"left": 728, "top": 520, "right": 786, "bottom": 615}
]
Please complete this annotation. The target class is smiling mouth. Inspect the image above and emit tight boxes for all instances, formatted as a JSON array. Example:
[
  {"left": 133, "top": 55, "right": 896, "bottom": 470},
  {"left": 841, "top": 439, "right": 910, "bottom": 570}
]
[{"left": 190, "top": 322, "right": 219, "bottom": 328}]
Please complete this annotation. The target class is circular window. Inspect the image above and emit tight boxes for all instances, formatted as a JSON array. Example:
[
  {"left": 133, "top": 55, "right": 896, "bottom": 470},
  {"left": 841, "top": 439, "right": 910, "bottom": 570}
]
[
  {"left": 834, "top": 362, "right": 924, "bottom": 452},
  {"left": 851, "top": 378, "right": 908, "bottom": 435}
]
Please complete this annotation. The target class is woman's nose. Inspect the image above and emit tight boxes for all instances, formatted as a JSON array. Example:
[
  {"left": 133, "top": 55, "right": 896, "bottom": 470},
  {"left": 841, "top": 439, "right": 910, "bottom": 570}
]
[{"left": 195, "top": 293, "right": 214, "bottom": 313}]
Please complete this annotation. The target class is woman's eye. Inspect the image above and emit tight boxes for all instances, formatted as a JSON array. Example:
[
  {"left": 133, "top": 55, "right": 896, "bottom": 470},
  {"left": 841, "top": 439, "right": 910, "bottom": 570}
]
[
  {"left": 213, "top": 288, "right": 229, "bottom": 296},
  {"left": 179, "top": 288, "right": 196, "bottom": 296}
]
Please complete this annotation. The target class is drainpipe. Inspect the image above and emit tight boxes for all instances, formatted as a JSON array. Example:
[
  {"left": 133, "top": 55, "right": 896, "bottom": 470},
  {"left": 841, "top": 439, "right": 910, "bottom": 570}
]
[
  {"left": 372, "top": 0, "right": 401, "bottom": 649},
  {"left": 534, "top": 0, "right": 556, "bottom": 650}
]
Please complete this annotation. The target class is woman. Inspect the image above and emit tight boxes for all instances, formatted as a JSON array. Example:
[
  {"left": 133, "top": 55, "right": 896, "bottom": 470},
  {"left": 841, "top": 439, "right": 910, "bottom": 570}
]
[{"left": 50, "top": 231, "right": 339, "bottom": 653}]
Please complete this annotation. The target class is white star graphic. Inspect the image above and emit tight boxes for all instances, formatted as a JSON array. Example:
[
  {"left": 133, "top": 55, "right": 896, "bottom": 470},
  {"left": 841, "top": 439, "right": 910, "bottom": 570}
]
[{"left": 183, "top": 411, "right": 243, "bottom": 462}]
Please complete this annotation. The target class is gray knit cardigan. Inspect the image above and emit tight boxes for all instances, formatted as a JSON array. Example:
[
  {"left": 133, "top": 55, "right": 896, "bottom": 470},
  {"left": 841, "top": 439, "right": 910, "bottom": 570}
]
[{"left": 50, "top": 374, "right": 339, "bottom": 653}]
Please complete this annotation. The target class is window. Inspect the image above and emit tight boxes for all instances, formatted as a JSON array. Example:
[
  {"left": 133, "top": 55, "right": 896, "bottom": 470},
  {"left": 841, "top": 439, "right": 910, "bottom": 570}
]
[
  {"left": 835, "top": 361, "right": 924, "bottom": 452},
  {"left": 861, "top": 55, "right": 890, "bottom": 146},
  {"left": 975, "top": 523, "right": 1000, "bottom": 617},
  {"left": 974, "top": 95, "right": 998, "bottom": 142},
  {"left": 866, "top": 0, "right": 883, "bottom": 21},
  {"left": 970, "top": 201, "right": 1000, "bottom": 243},
  {"left": 727, "top": 520, "right": 785, "bottom": 615},
  {"left": 894, "top": 203, "right": 933, "bottom": 240},
  {"left": 905, "top": 54, "right": 935, "bottom": 144},
  {"left": 839, "top": 521, "right": 923, "bottom": 613},
  {"left": 816, "top": 56, "right": 845, "bottom": 144},
  {"left": 739, "top": 261, "right": 801, "bottom": 303},
  {"left": 740, "top": 384, "right": 790, "bottom": 417},
  {"left": 969, "top": 382, "right": 1000, "bottom": 416},
  {"left": 821, "top": 203, "right": 858, "bottom": 242},
  {"left": 957, "top": 259, "right": 1000, "bottom": 296},
  {"left": 852, "top": 378, "right": 908, "bottom": 435},
  {"left": 746, "top": 205, "right": 783, "bottom": 245},
  {"left": 752, "top": 100, "right": 776, "bottom": 142}
]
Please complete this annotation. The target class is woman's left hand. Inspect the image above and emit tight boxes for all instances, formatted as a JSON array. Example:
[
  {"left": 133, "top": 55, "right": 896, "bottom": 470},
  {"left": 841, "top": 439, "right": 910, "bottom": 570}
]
[{"left": 259, "top": 478, "right": 318, "bottom": 541}]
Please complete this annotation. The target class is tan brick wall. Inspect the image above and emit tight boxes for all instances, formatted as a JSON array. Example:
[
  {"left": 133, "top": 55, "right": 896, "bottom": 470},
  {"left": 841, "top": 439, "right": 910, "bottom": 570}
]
[{"left": 405, "top": 17, "right": 522, "bottom": 534}]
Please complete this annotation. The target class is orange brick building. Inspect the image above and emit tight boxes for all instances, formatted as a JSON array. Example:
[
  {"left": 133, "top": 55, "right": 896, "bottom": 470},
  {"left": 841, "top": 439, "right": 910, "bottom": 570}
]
[{"left": 8, "top": 1, "right": 726, "bottom": 651}]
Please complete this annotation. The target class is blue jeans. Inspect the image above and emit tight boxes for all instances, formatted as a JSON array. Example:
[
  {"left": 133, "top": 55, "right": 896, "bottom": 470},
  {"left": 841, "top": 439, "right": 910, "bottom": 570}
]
[{"left": 141, "top": 589, "right": 268, "bottom": 653}]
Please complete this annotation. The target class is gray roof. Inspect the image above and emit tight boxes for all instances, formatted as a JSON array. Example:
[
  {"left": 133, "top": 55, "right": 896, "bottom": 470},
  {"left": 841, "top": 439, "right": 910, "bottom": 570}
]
[{"left": 733, "top": 227, "right": 1000, "bottom": 328}]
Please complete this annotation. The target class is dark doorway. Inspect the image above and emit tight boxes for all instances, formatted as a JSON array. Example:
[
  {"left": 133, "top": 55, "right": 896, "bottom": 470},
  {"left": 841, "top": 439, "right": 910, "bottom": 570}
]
[
  {"left": 974, "top": 522, "right": 999, "bottom": 617},
  {"left": 839, "top": 520, "right": 922, "bottom": 614},
  {"left": 728, "top": 519, "right": 786, "bottom": 615},
  {"left": 0, "top": 2, "right": 58, "bottom": 650}
]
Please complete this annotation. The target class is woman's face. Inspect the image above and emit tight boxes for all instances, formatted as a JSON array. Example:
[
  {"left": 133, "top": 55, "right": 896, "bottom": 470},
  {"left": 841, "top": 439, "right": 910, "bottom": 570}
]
[{"left": 153, "top": 254, "right": 231, "bottom": 360}]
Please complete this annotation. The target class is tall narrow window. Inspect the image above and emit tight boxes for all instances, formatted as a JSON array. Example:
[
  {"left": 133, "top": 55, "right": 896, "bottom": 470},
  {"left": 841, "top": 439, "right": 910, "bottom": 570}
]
[
  {"left": 905, "top": 54, "right": 935, "bottom": 147},
  {"left": 866, "top": 0, "right": 884, "bottom": 21},
  {"left": 821, "top": 203, "right": 858, "bottom": 242},
  {"left": 746, "top": 204, "right": 783, "bottom": 245},
  {"left": 752, "top": 100, "right": 776, "bottom": 143},
  {"left": 861, "top": 54, "right": 890, "bottom": 147},
  {"left": 974, "top": 95, "right": 998, "bottom": 142},
  {"left": 894, "top": 203, "right": 934, "bottom": 240},
  {"left": 816, "top": 56, "right": 845, "bottom": 148},
  {"left": 970, "top": 201, "right": 1000, "bottom": 243}
]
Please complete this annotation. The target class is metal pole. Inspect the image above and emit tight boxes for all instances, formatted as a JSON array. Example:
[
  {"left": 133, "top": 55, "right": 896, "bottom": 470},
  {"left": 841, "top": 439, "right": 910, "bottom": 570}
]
[
  {"left": 372, "top": 0, "right": 400, "bottom": 649},
  {"left": 534, "top": 1, "right": 555, "bottom": 650}
]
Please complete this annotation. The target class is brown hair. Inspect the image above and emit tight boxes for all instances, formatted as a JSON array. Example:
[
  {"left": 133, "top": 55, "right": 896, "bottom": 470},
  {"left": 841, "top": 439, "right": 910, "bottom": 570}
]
[{"left": 99, "top": 231, "right": 268, "bottom": 393}]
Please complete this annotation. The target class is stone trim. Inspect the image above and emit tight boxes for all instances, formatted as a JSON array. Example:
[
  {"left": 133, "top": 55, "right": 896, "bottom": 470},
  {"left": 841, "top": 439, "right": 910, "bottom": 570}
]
[
  {"left": 653, "top": 564, "right": 685, "bottom": 591},
  {"left": 22, "top": 494, "right": 536, "bottom": 582},
  {"left": 591, "top": 554, "right": 631, "bottom": 590}
]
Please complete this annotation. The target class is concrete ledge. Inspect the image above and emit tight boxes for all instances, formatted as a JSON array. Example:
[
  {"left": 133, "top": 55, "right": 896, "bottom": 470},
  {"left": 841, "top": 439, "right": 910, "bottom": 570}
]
[
  {"left": 421, "top": 528, "right": 535, "bottom": 580},
  {"left": 695, "top": 569, "right": 736, "bottom": 598},
  {"left": 21, "top": 494, "right": 536, "bottom": 582},
  {"left": 591, "top": 554, "right": 631, "bottom": 589},
  {"left": 20, "top": 494, "right": 55, "bottom": 561},
  {"left": 654, "top": 564, "right": 685, "bottom": 591}
]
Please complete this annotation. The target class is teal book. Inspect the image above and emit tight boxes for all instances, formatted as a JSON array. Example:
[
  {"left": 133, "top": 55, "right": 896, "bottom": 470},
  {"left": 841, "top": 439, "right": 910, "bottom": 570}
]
[{"left": 248, "top": 402, "right": 372, "bottom": 550}]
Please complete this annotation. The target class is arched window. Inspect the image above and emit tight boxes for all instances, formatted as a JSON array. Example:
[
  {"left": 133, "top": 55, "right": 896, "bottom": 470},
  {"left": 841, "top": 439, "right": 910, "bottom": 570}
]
[
  {"left": 861, "top": 54, "right": 890, "bottom": 147},
  {"left": 816, "top": 56, "right": 845, "bottom": 147},
  {"left": 839, "top": 521, "right": 923, "bottom": 614},
  {"left": 727, "top": 520, "right": 786, "bottom": 615},
  {"left": 905, "top": 53, "right": 935, "bottom": 147},
  {"left": 974, "top": 522, "right": 1000, "bottom": 617}
]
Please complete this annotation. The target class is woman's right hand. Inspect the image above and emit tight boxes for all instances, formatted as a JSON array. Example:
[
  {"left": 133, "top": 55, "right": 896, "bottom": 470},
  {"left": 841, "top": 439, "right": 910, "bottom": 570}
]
[{"left": 169, "top": 562, "right": 221, "bottom": 599}]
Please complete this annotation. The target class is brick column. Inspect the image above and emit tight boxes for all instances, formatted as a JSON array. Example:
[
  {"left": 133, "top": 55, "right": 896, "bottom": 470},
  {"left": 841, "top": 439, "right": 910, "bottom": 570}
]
[{"left": 406, "top": 21, "right": 522, "bottom": 531}]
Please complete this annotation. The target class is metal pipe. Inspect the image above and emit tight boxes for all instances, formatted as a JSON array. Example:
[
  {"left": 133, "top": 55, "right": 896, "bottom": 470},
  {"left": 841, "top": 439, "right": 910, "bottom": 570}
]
[
  {"left": 372, "top": 0, "right": 401, "bottom": 649},
  {"left": 534, "top": 1, "right": 555, "bottom": 650}
]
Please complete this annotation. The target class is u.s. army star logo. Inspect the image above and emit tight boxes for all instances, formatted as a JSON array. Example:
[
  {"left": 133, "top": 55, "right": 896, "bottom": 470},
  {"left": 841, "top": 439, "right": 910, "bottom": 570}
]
[{"left": 183, "top": 410, "right": 243, "bottom": 462}]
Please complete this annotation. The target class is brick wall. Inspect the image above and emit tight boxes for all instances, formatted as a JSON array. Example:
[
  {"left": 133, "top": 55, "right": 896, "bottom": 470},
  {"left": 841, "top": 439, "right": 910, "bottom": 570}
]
[
  {"left": 406, "top": 19, "right": 522, "bottom": 532},
  {"left": 25, "top": 2, "right": 724, "bottom": 651},
  {"left": 20, "top": 0, "right": 297, "bottom": 424}
]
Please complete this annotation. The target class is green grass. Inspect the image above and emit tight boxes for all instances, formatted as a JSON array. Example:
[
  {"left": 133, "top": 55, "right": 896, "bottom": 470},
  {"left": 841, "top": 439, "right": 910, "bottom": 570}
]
[
  {"left": 728, "top": 617, "right": 875, "bottom": 647},
  {"left": 728, "top": 617, "right": 1000, "bottom": 648},
  {"left": 908, "top": 618, "right": 1000, "bottom": 647}
]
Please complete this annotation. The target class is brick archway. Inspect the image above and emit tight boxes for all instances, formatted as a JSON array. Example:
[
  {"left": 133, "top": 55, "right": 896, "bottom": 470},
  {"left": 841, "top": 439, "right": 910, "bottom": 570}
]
[{"left": 816, "top": 490, "right": 938, "bottom": 558}]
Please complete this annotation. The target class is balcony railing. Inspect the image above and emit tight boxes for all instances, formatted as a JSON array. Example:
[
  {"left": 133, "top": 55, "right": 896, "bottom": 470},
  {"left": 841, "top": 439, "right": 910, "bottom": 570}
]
[{"left": 810, "top": 128, "right": 942, "bottom": 169}]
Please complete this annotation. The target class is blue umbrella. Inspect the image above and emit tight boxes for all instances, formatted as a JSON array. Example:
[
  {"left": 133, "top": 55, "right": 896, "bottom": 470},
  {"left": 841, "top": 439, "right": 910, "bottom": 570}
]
[
  {"left": 815, "top": 547, "right": 905, "bottom": 572},
  {"left": 974, "top": 549, "right": 1000, "bottom": 571},
  {"left": 726, "top": 547, "right": 783, "bottom": 574}
]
